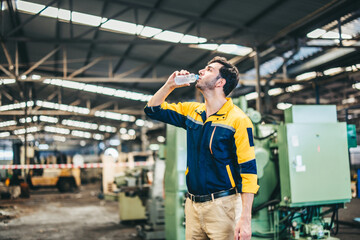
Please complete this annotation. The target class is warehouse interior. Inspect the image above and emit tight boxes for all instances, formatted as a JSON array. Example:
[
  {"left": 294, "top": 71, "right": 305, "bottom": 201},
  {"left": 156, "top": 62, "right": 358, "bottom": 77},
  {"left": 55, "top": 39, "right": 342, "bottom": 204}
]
[{"left": 0, "top": 0, "right": 360, "bottom": 239}]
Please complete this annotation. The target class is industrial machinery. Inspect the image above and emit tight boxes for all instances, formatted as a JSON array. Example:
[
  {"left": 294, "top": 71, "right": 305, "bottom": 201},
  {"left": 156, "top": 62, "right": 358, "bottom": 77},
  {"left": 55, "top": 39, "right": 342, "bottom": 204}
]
[
  {"left": 104, "top": 151, "right": 155, "bottom": 222},
  {"left": 163, "top": 100, "right": 352, "bottom": 240},
  {"left": 28, "top": 167, "right": 81, "bottom": 192},
  {"left": 137, "top": 149, "right": 166, "bottom": 239},
  {"left": 250, "top": 104, "right": 351, "bottom": 239}
]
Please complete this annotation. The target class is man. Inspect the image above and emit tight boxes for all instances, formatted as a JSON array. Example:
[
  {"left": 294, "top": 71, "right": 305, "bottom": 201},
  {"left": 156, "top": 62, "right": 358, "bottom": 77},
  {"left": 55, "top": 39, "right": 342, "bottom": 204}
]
[{"left": 144, "top": 56, "right": 259, "bottom": 240}]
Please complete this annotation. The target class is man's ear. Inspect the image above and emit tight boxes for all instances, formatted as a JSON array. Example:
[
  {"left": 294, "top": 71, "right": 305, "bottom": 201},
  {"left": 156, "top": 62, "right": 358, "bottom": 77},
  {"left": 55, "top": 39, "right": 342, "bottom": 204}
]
[{"left": 216, "top": 78, "right": 226, "bottom": 88}]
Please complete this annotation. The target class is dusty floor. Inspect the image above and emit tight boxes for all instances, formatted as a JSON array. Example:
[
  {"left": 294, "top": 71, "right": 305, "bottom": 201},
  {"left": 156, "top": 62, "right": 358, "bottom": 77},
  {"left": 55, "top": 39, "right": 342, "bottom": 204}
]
[
  {"left": 0, "top": 183, "right": 142, "bottom": 240},
  {"left": 0, "top": 182, "right": 359, "bottom": 240}
]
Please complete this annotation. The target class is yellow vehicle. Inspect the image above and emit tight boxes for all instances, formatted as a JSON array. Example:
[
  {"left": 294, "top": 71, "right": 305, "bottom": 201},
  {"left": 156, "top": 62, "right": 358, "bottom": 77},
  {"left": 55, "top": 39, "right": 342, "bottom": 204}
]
[{"left": 28, "top": 168, "right": 81, "bottom": 192}]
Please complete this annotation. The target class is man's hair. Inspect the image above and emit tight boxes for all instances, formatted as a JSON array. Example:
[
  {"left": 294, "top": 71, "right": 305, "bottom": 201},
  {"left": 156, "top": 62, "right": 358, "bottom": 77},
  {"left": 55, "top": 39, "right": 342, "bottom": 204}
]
[{"left": 208, "top": 56, "right": 239, "bottom": 96}]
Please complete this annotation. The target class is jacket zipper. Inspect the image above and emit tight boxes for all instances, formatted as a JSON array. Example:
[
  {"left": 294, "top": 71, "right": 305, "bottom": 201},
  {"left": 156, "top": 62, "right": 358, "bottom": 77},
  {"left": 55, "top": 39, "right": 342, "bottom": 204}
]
[{"left": 209, "top": 126, "right": 216, "bottom": 155}]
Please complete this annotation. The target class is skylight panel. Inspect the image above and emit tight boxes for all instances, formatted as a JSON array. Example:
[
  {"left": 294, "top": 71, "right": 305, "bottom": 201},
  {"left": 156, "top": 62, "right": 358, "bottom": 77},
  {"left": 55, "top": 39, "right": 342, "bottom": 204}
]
[
  {"left": 307, "top": 28, "right": 326, "bottom": 38},
  {"left": 72, "top": 11, "right": 102, "bottom": 27},
  {"left": 16, "top": 0, "right": 43, "bottom": 14},
  {"left": 193, "top": 44, "right": 219, "bottom": 51},
  {"left": 139, "top": 26, "right": 163, "bottom": 38},
  {"left": 58, "top": 9, "right": 71, "bottom": 21},
  {"left": 180, "top": 35, "right": 207, "bottom": 44},
  {"left": 101, "top": 19, "right": 140, "bottom": 34},
  {"left": 153, "top": 30, "right": 184, "bottom": 43},
  {"left": 321, "top": 31, "right": 352, "bottom": 39},
  {"left": 40, "top": 6, "right": 58, "bottom": 18},
  {"left": 217, "top": 44, "right": 253, "bottom": 56}
]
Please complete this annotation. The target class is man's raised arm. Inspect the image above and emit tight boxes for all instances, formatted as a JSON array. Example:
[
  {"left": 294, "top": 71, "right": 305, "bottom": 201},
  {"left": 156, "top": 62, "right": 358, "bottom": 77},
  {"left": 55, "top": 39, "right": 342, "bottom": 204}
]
[{"left": 147, "top": 70, "right": 190, "bottom": 107}]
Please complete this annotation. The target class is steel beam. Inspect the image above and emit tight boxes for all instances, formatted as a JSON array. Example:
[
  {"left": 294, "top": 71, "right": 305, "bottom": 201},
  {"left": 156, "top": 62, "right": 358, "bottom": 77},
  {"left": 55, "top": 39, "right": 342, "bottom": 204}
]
[
  {"left": 18, "top": 76, "right": 167, "bottom": 83},
  {"left": 0, "top": 64, "right": 14, "bottom": 77},
  {"left": 68, "top": 57, "right": 105, "bottom": 78},
  {"left": 5, "top": 0, "right": 59, "bottom": 38},
  {"left": 22, "top": 47, "right": 61, "bottom": 77}
]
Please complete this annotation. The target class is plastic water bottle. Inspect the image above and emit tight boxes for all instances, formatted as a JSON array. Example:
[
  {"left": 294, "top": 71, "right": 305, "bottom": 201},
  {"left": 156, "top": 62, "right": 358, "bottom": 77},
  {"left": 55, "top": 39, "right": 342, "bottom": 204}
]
[{"left": 174, "top": 74, "right": 199, "bottom": 85}]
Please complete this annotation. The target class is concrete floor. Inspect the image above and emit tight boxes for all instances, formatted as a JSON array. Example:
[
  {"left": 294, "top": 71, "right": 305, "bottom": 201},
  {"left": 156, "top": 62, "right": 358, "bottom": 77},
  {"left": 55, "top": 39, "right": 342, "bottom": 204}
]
[
  {"left": 0, "top": 183, "right": 141, "bottom": 240},
  {"left": 0, "top": 182, "right": 359, "bottom": 240}
]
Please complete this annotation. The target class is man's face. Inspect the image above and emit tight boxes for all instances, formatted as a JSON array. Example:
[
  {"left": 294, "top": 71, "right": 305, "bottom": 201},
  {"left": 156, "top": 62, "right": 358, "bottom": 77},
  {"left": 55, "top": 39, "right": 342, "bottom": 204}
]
[{"left": 196, "top": 62, "right": 223, "bottom": 91}]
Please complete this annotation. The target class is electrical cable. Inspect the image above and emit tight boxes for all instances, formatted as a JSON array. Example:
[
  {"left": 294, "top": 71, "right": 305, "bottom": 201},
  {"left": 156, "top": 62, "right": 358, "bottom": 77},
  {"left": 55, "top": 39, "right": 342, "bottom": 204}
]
[{"left": 254, "top": 131, "right": 277, "bottom": 140}]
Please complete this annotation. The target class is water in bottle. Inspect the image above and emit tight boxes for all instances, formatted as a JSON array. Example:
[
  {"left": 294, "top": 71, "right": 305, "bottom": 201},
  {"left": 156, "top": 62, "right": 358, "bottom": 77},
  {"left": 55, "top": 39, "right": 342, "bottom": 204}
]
[{"left": 174, "top": 74, "right": 199, "bottom": 85}]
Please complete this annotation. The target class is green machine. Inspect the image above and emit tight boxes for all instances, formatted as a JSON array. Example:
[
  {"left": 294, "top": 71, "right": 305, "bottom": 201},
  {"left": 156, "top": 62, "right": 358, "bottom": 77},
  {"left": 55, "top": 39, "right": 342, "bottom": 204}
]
[
  {"left": 250, "top": 104, "right": 352, "bottom": 239},
  {"left": 164, "top": 125, "right": 187, "bottom": 240},
  {"left": 163, "top": 100, "right": 352, "bottom": 240}
]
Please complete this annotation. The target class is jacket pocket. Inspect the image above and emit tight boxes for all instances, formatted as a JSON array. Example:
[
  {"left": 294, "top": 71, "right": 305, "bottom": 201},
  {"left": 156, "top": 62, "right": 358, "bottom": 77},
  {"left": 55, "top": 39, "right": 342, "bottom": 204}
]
[{"left": 226, "top": 165, "right": 235, "bottom": 188}]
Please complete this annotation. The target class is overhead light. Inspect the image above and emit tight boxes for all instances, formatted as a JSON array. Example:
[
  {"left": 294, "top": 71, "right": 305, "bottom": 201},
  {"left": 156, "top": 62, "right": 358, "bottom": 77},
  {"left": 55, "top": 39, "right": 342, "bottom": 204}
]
[
  {"left": 0, "top": 120, "right": 17, "bottom": 128},
  {"left": 38, "top": 144, "right": 49, "bottom": 150},
  {"left": 268, "top": 88, "right": 283, "bottom": 96},
  {"left": 342, "top": 97, "right": 356, "bottom": 105},
  {"left": 62, "top": 119, "right": 98, "bottom": 130},
  {"left": 94, "top": 111, "right": 136, "bottom": 122},
  {"left": 72, "top": 130, "right": 91, "bottom": 139},
  {"left": 109, "top": 139, "right": 121, "bottom": 146},
  {"left": 98, "top": 125, "right": 117, "bottom": 133},
  {"left": 0, "top": 78, "right": 16, "bottom": 85},
  {"left": 0, "top": 101, "right": 34, "bottom": 111},
  {"left": 128, "top": 129, "right": 136, "bottom": 136},
  {"left": 0, "top": 132, "right": 10, "bottom": 138},
  {"left": 44, "top": 126, "right": 70, "bottom": 135},
  {"left": 119, "top": 128, "right": 127, "bottom": 134},
  {"left": 149, "top": 144, "right": 160, "bottom": 151},
  {"left": 277, "top": 103, "right": 292, "bottom": 110},
  {"left": 53, "top": 135, "right": 66, "bottom": 142},
  {"left": 295, "top": 72, "right": 317, "bottom": 81},
  {"left": 135, "top": 119, "right": 145, "bottom": 127},
  {"left": 80, "top": 140, "right": 87, "bottom": 146},
  {"left": 93, "top": 133, "right": 104, "bottom": 141},
  {"left": 121, "top": 134, "right": 136, "bottom": 141},
  {"left": 36, "top": 100, "right": 90, "bottom": 114},
  {"left": 39, "top": 115, "right": 58, "bottom": 123},
  {"left": 14, "top": 126, "right": 38, "bottom": 135},
  {"left": 157, "top": 136, "right": 165, "bottom": 143},
  {"left": 323, "top": 67, "right": 343, "bottom": 76},
  {"left": 285, "top": 84, "right": 303, "bottom": 92},
  {"left": 43, "top": 79, "right": 153, "bottom": 102},
  {"left": 245, "top": 92, "right": 258, "bottom": 100},
  {"left": 352, "top": 83, "right": 360, "bottom": 90}
]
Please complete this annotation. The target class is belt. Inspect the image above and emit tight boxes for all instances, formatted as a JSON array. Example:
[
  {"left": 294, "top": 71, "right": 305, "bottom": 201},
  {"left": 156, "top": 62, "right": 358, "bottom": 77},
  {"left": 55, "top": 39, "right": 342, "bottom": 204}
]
[{"left": 187, "top": 188, "right": 237, "bottom": 203}]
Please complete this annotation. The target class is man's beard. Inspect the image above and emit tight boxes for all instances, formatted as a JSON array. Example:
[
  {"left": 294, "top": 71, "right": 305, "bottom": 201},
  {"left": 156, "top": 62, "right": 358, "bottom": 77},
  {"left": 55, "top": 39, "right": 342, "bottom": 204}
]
[{"left": 196, "top": 75, "right": 221, "bottom": 91}]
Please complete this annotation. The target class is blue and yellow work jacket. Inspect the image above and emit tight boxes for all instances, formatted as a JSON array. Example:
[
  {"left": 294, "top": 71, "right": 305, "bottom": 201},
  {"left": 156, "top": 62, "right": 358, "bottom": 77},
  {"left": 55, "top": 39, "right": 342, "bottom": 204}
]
[{"left": 144, "top": 98, "right": 259, "bottom": 195}]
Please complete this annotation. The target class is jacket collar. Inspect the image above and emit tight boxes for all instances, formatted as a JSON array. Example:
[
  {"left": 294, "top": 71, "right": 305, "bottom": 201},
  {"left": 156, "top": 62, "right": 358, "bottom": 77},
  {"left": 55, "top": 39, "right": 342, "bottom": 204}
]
[{"left": 195, "top": 98, "right": 233, "bottom": 117}]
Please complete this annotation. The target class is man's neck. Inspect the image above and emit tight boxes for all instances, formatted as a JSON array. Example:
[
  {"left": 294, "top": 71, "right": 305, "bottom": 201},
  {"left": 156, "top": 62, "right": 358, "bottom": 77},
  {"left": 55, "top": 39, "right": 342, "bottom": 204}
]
[{"left": 203, "top": 91, "right": 227, "bottom": 119}]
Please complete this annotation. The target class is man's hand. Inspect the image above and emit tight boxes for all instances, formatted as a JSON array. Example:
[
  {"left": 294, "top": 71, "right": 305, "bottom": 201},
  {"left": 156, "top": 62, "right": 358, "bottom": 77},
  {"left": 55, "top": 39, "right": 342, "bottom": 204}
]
[
  {"left": 165, "top": 70, "right": 191, "bottom": 90},
  {"left": 234, "top": 192, "right": 254, "bottom": 240},
  {"left": 147, "top": 69, "right": 190, "bottom": 107},
  {"left": 234, "top": 216, "right": 252, "bottom": 240}
]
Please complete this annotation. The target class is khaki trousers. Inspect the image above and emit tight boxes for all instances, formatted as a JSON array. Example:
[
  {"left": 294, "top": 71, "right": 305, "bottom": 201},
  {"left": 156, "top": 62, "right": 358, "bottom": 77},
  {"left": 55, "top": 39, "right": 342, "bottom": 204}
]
[{"left": 185, "top": 194, "right": 242, "bottom": 240}]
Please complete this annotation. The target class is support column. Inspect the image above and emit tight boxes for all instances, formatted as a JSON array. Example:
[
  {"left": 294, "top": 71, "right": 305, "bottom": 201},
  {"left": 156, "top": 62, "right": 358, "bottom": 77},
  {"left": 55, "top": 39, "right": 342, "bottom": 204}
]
[{"left": 254, "top": 49, "right": 262, "bottom": 114}]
